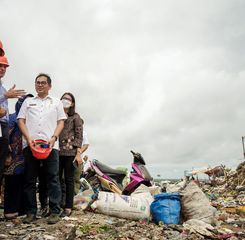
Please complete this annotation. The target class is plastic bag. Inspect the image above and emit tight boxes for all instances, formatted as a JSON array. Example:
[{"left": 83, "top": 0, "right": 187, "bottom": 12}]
[
  {"left": 150, "top": 192, "right": 181, "bottom": 224},
  {"left": 74, "top": 189, "right": 95, "bottom": 210}
]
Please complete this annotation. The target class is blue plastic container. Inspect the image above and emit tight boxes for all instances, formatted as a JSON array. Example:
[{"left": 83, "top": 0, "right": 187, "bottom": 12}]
[{"left": 150, "top": 192, "right": 181, "bottom": 224}]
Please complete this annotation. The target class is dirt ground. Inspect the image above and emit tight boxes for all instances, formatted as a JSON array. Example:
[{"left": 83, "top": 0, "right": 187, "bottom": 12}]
[{"left": 0, "top": 208, "right": 170, "bottom": 240}]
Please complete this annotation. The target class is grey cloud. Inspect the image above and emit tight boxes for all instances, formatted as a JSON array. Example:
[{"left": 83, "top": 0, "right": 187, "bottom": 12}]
[{"left": 1, "top": 0, "right": 245, "bottom": 178}]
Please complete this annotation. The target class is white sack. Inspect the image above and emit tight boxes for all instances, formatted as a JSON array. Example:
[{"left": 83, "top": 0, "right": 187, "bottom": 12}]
[
  {"left": 166, "top": 180, "right": 186, "bottom": 193},
  {"left": 92, "top": 191, "right": 153, "bottom": 220},
  {"left": 180, "top": 181, "right": 217, "bottom": 224},
  {"left": 131, "top": 184, "right": 161, "bottom": 196}
]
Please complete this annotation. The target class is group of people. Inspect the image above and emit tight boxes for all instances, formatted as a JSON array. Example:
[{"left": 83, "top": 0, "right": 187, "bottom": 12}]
[{"left": 0, "top": 41, "right": 89, "bottom": 224}]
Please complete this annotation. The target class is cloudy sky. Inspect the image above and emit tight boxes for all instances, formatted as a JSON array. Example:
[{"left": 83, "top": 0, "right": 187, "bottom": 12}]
[{"left": 1, "top": 0, "right": 245, "bottom": 178}]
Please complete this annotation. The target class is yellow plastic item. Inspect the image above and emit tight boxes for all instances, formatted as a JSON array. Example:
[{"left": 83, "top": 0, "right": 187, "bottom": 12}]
[
  {"left": 98, "top": 176, "right": 122, "bottom": 195},
  {"left": 223, "top": 206, "right": 245, "bottom": 215}
]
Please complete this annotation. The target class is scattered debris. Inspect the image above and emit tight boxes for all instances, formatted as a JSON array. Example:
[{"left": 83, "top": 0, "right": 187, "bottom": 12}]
[{"left": 0, "top": 162, "right": 244, "bottom": 239}]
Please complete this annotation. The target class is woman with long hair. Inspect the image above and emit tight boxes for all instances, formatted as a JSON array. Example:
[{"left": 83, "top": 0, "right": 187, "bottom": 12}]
[{"left": 59, "top": 92, "right": 83, "bottom": 217}]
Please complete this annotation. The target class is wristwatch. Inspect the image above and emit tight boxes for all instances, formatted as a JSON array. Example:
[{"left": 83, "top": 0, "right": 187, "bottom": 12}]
[{"left": 52, "top": 135, "right": 58, "bottom": 141}]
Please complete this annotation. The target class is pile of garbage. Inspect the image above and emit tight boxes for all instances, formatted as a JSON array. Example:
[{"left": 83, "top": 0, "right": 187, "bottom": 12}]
[
  {"left": 71, "top": 164, "right": 244, "bottom": 239},
  {"left": 0, "top": 161, "right": 244, "bottom": 239}
]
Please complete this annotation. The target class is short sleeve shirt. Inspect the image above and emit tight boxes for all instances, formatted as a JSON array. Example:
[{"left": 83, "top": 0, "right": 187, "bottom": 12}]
[
  {"left": 17, "top": 95, "right": 67, "bottom": 150},
  {"left": 0, "top": 82, "right": 8, "bottom": 123}
]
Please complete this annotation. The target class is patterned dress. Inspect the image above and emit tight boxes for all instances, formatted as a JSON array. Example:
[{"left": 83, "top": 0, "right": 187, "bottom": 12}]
[{"left": 4, "top": 97, "right": 27, "bottom": 175}]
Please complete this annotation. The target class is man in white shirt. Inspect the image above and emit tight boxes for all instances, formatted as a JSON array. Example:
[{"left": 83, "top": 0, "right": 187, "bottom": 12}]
[{"left": 18, "top": 73, "right": 66, "bottom": 224}]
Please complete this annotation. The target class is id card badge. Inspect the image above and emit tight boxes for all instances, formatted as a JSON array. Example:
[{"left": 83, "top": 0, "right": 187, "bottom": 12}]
[{"left": 0, "top": 123, "right": 2, "bottom": 137}]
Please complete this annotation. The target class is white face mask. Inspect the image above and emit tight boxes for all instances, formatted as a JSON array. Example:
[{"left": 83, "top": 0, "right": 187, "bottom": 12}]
[{"left": 61, "top": 99, "right": 72, "bottom": 108}]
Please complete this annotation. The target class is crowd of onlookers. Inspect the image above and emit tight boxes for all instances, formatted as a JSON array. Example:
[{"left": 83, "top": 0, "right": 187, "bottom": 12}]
[{"left": 0, "top": 40, "right": 89, "bottom": 224}]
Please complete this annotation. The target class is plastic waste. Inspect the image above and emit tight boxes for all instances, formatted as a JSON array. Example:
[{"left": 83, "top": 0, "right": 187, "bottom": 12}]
[
  {"left": 223, "top": 206, "right": 245, "bottom": 216},
  {"left": 150, "top": 192, "right": 181, "bottom": 225},
  {"left": 79, "top": 177, "right": 92, "bottom": 192},
  {"left": 74, "top": 189, "right": 95, "bottom": 210}
]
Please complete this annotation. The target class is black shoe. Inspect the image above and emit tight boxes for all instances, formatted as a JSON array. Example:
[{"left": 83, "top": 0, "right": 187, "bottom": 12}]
[
  {"left": 40, "top": 206, "right": 50, "bottom": 217},
  {"left": 60, "top": 209, "right": 72, "bottom": 218},
  {"left": 47, "top": 213, "right": 60, "bottom": 224},
  {"left": 4, "top": 213, "right": 18, "bottom": 220},
  {"left": 23, "top": 214, "right": 36, "bottom": 224}
]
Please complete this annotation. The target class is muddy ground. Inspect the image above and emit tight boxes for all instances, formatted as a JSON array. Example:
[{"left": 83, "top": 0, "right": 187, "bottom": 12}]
[{"left": 0, "top": 208, "right": 177, "bottom": 240}]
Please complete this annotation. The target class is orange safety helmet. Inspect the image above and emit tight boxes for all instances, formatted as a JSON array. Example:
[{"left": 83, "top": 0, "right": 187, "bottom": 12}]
[
  {"left": 30, "top": 139, "right": 52, "bottom": 160},
  {"left": 0, "top": 56, "right": 9, "bottom": 67},
  {"left": 0, "top": 41, "right": 5, "bottom": 56}
]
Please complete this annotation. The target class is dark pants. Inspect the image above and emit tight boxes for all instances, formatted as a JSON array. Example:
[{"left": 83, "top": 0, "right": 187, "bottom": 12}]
[
  {"left": 38, "top": 165, "right": 48, "bottom": 209},
  {"left": 59, "top": 155, "right": 75, "bottom": 209},
  {"left": 0, "top": 122, "right": 9, "bottom": 181},
  {"left": 23, "top": 147, "right": 61, "bottom": 215},
  {"left": 4, "top": 174, "right": 25, "bottom": 215}
]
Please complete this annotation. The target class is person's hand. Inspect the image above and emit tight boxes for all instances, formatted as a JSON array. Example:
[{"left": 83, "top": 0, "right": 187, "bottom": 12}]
[
  {"left": 27, "top": 138, "right": 34, "bottom": 148},
  {"left": 4, "top": 84, "right": 26, "bottom": 99},
  {"left": 74, "top": 153, "right": 83, "bottom": 165},
  {"left": 48, "top": 137, "right": 56, "bottom": 149},
  {"left": 0, "top": 107, "right": 7, "bottom": 117}
]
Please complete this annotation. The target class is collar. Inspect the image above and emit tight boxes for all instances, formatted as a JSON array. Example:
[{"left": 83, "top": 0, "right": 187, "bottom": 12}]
[{"left": 34, "top": 95, "right": 52, "bottom": 100}]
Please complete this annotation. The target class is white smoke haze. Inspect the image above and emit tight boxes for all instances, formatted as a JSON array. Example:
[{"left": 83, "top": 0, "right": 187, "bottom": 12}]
[{"left": 1, "top": 0, "right": 245, "bottom": 178}]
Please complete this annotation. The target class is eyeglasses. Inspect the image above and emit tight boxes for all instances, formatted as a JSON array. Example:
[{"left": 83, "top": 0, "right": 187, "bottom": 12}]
[{"left": 35, "top": 81, "right": 48, "bottom": 86}]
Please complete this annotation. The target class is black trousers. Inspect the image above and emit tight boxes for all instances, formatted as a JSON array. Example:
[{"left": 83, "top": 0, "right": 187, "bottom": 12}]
[
  {"left": 4, "top": 174, "right": 25, "bottom": 215},
  {"left": 23, "top": 147, "right": 61, "bottom": 215},
  {"left": 59, "top": 155, "right": 75, "bottom": 209},
  {"left": 38, "top": 165, "right": 48, "bottom": 209},
  {"left": 0, "top": 122, "right": 9, "bottom": 181}
]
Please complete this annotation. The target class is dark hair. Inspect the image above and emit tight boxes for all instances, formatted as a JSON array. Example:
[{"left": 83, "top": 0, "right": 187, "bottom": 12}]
[
  {"left": 60, "top": 92, "right": 76, "bottom": 116},
  {"left": 35, "top": 73, "right": 52, "bottom": 86}
]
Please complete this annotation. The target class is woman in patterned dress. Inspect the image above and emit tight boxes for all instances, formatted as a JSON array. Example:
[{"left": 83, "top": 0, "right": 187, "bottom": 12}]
[{"left": 59, "top": 92, "right": 83, "bottom": 217}]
